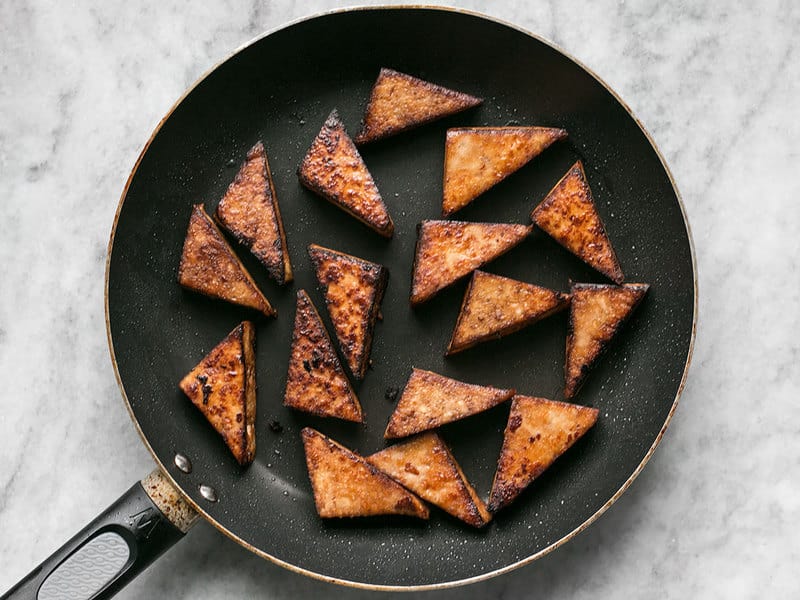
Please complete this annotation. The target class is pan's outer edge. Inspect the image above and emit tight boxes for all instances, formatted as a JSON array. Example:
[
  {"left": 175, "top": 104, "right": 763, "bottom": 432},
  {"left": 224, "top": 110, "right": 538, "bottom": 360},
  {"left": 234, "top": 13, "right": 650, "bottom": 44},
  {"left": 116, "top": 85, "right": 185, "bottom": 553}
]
[{"left": 104, "top": 4, "right": 698, "bottom": 592}]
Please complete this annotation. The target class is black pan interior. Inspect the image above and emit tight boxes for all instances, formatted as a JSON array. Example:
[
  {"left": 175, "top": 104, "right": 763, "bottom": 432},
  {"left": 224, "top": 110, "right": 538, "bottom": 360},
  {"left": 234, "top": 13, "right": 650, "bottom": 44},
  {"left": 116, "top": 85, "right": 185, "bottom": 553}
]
[{"left": 107, "top": 7, "right": 695, "bottom": 588}]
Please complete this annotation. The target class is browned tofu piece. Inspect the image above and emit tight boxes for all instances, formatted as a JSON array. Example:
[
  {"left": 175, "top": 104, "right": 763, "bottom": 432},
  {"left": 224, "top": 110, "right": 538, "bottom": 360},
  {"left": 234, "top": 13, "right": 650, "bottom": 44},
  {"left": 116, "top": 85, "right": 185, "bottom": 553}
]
[
  {"left": 354, "top": 68, "right": 482, "bottom": 145},
  {"left": 298, "top": 109, "right": 394, "bottom": 237},
  {"left": 531, "top": 161, "right": 624, "bottom": 284},
  {"left": 179, "top": 322, "right": 257, "bottom": 465},
  {"left": 308, "top": 244, "right": 388, "bottom": 380},
  {"left": 447, "top": 271, "right": 570, "bottom": 355},
  {"left": 565, "top": 282, "right": 649, "bottom": 399},
  {"left": 410, "top": 220, "right": 532, "bottom": 306},
  {"left": 283, "top": 290, "right": 363, "bottom": 422},
  {"left": 301, "top": 428, "right": 429, "bottom": 519},
  {"left": 215, "top": 141, "right": 293, "bottom": 285},
  {"left": 367, "top": 432, "right": 491, "bottom": 528},
  {"left": 442, "top": 126, "right": 567, "bottom": 216},
  {"left": 178, "top": 204, "right": 275, "bottom": 317},
  {"left": 385, "top": 368, "right": 514, "bottom": 439},
  {"left": 488, "top": 395, "right": 598, "bottom": 512}
]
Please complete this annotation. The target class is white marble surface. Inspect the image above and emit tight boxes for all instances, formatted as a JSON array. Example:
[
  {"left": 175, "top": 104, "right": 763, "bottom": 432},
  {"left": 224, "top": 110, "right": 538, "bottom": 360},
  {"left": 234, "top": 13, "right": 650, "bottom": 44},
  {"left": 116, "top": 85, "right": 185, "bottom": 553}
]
[{"left": 1, "top": 1, "right": 798, "bottom": 597}]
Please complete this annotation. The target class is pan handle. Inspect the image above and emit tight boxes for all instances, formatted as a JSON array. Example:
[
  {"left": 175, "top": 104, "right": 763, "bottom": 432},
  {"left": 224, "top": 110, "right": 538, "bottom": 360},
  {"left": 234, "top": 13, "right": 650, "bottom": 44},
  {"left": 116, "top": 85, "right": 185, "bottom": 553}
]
[{"left": 1, "top": 470, "right": 198, "bottom": 600}]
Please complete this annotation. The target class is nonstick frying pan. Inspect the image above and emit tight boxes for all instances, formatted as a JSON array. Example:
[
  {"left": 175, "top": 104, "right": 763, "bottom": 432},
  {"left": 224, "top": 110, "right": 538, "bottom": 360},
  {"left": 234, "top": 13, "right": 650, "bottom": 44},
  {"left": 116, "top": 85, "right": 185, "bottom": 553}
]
[{"left": 3, "top": 6, "right": 696, "bottom": 597}]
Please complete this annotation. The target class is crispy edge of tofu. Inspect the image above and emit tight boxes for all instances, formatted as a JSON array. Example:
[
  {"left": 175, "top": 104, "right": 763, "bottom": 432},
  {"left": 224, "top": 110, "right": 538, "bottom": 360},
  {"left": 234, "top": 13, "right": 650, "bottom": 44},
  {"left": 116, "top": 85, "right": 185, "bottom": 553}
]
[
  {"left": 263, "top": 145, "right": 294, "bottom": 284},
  {"left": 241, "top": 320, "right": 256, "bottom": 464}
]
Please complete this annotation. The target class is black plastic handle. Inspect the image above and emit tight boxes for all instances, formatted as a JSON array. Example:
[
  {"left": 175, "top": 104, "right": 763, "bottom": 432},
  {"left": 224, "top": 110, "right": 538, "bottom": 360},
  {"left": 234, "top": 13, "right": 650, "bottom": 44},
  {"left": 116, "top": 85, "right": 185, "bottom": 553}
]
[{"left": 1, "top": 479, "right": 187, "bottom": 600}]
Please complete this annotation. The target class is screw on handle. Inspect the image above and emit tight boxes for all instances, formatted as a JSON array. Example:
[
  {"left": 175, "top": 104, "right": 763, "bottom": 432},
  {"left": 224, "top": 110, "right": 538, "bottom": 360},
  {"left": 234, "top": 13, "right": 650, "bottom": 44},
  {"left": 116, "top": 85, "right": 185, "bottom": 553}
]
[{"left": 1, "top": 470, "right": 197, "bottom": 600}]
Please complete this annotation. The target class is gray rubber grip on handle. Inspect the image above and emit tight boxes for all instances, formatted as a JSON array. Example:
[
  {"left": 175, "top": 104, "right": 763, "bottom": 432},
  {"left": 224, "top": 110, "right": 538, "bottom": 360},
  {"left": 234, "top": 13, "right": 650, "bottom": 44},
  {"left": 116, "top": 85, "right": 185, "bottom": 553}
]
[{"left": 38, "top": 532, "right": 131, "bottom": 600}]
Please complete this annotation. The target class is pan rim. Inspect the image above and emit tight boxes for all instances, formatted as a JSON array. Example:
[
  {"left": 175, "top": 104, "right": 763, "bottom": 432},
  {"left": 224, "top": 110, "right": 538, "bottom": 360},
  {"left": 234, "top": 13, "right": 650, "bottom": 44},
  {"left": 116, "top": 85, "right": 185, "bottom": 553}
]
[{"left": 104, "top": 4, "right": 698, "bottom": 591}]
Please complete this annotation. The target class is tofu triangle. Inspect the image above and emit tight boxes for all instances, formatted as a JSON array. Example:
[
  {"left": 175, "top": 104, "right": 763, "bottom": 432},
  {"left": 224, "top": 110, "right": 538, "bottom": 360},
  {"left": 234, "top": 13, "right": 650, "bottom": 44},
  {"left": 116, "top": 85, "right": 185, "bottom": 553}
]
[
  {"left": 301, "top": 428, "right": 429, "bottom": 519},
  {"left": 531, "top": 161, "right": 624, "bottom": 283},
  {"left": 308, "top": 244, "right": 388, "bottom": 380},
  {"left": 178, "top": 204, "right": 275, "bottom": 317},
  {"left": 283, "top": 290, "right": 363, "bottom": 422},
  {"left": 565, "top": 282, "right": 649, "bottom": 399},
  {"left": 410, "top": 220, "right": 532, "bottom": 306},
  {"left": 488, "top": 395, "right": 598, "bottom": 512},
  {"left": 215, "top": 141, "right": 293, "bottom": 285},
  {"left": 354, "top": 68, "right": 482, "bottom": 145},
  {"left": 385, "top": 368, "right": 514, "bottom": 439},
  {"left": 179, "top": 322, "right": 257, "bottom": 465},
  {"left": 367, "top": 432, "right": 492, "bottom": 527},
  {"left": 298, "top": 109, "right": 394, "bottom": 237},
  {"left": 447, "top": 271, "right": 570, "bottom": 355},
  {"left": 443, "top": 126, "right": 567, "bottom": 216}
]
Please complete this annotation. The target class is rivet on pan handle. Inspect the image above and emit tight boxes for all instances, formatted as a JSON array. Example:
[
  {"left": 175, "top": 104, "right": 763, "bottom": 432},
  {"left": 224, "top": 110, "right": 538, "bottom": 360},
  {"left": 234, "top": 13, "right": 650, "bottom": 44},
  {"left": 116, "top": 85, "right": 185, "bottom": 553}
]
[{"left": 0, "top": 470, "right": 198, "bottom": 600}]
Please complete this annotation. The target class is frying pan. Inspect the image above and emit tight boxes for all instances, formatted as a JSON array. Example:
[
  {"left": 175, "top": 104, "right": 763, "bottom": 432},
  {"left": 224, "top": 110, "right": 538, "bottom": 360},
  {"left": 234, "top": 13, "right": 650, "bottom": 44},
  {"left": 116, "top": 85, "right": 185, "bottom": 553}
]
[{"left": 2, "top": 6, "right": 696, "bottom": 597}]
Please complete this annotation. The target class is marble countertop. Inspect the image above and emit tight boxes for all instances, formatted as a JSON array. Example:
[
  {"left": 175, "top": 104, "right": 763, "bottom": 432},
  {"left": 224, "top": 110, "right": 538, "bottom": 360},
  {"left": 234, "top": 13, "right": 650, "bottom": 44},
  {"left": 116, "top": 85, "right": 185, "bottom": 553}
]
[{"left": 1, "top": 1, "right": 797, "bottom": 598}]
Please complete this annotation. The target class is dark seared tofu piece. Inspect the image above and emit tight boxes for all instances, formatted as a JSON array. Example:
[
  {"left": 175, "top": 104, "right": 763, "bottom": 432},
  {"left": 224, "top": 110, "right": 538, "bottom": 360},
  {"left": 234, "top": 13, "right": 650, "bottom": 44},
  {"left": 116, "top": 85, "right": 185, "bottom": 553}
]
[
  {"left": 565, "top": 282, "right": 649, "bottom": 398},
  {"left": 178, "top": 204, "right": 275, "bottom": 317},
  {"left": 531, "top": 161, "right": 624, "bottom": 284},
  {"left": 385, "top": 368, "right": 514, "bottom": 439},
  {"left": 179, "top": 321, "right": 257, "bottom": 465},
  {"left": 302, "top": 428, "right": 429, "bottom": 519},
  {"left": 298, "top": 109, "right": 394, "bottom": 237},
  {"left": 410, "top": 220, "right": 532, "bottom": 306},
  {"left": 216, "top": 141, "right": 293, "bottom": 285},
  {"left": 447, "top": 270, "right": 569, "bottom": 355},
  {"left": 308, "top": 243, "right": 388, "bottom": 379},
  {"left": 488, "top": 395, "right": 598, "bottom": 512},
  {"left": 443, "top": 126, "right": 566, "bottom": 216},
  {"left": 355, "top": 68, "right": 482, "bottom": 145},
  {"left": 283, "top": 290, "right": 363, "bottom": 422}
]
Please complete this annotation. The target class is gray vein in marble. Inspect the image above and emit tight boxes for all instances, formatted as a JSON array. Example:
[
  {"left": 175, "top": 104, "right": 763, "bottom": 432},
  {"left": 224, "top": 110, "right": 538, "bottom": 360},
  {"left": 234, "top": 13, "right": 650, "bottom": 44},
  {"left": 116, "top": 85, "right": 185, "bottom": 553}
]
[{"left": 0, "top": 431, "right": 29, "bottom": 514}]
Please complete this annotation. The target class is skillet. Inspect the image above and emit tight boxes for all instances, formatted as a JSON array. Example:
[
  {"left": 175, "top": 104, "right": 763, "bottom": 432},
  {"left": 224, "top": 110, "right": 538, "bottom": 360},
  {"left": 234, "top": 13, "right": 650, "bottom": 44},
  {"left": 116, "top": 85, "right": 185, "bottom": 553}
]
[{"left": 2, "top": 6, "right": 697, "bottom": 597}]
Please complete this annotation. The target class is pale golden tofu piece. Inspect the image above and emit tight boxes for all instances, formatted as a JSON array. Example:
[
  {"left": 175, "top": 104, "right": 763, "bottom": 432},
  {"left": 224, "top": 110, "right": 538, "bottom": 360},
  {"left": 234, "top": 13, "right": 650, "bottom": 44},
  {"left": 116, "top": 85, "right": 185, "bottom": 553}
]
[
  {"left": 298, "top": 109, "right": 394, "bottom": 237},
  {"left": 215, "top": 141, "right": 293, "bottom": 285},
  {"left": 442, "top": 126, "right": 567, "bottom": 216},
  {"left": 367, "top": 432, "right": 491, "bottom": 528},
  {"left": 565, "top": 282, "right": 649, "bottom": 399},
  {"left": 178, "top": 204, "right": 275, "bottom": 317},
  {"left": 179, "top": 322, "right": 257, "bottom": 465},
  {"left": 308, "top": 244, "right": 388, "bottom": 380},
  {"left": 301, "top": 428, "right": 429, "bottom": 519},
  {"left": 283, "top": 290, "right": 363, "bottom": 422},
  {"left": 488, "top": 395, "right": 598, "bottom": 512},
  {"left": 531, "top": 161, "right": 623, "bottom": 284},
  {"left": 385, "top": 368, "right": 514, "bottom": 439},
  {"left": 410, "top": 220, "right": 532, "bottom": 306},
  {"left": 447, "top": 270, "right": 570, "bottom": 355},
  {"left": 354, "top": 68, "right": 482, "bottom": 145}
]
